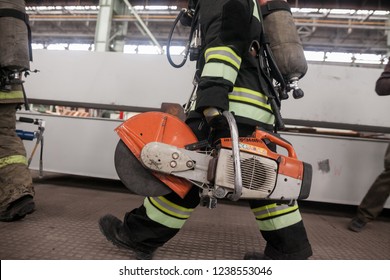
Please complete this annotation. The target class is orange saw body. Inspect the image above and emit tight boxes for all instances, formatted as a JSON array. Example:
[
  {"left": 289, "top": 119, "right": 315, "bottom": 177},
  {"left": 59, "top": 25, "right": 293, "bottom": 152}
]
[{"left": 114, "top": 112, "right": 312, "bottom": 204}]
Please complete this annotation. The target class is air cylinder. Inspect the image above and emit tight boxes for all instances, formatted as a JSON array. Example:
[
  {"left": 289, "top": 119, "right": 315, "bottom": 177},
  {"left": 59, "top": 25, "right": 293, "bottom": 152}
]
[
  {"left": 0, "top": 0, "right": 30, "bottom": 71},
  {"left": 259, "top": 0, "right": 307, "bottom": 83}
]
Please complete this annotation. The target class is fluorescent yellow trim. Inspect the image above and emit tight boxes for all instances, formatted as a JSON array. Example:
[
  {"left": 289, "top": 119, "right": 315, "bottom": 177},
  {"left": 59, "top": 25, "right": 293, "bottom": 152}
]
[
  {"left": 144, "top": 198, "right": 186, "bottom": 229},
  {"left": 157, "top": 196, "right": 194, "bottom": 214},
  {"left": 256, "top": 210, "right": 302, "bottom": 231},
  {"left": 149, "top": 197, "right": 191, "bottom": 219},
  {"left": 0, "top": 90, "right": 24, "bottom": 100},
  {"left": 229, "top": 102, "right": 275, "bottom": 125},
  {"left": 252, "top": 0, "right": 260, "bottom": 21},
  {"left": 234, "top": 87, "right": 268, "bottom": 99},
  {"left": 202, "top": 62, "right": 238, "bottom": 84},
  {"left": 0, "top": 155, "right": 28, "bottom": 169}
]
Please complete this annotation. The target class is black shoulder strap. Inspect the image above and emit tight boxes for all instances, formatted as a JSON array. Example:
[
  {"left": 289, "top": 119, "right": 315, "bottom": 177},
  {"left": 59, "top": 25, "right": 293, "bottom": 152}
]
[{"left": 261, "top": 0, "right": 291, "bottom": 18}]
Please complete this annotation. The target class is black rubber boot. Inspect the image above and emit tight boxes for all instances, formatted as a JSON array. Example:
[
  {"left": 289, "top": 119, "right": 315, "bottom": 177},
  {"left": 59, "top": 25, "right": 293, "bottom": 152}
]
[
  {"left": 0, "top": 195, "right": 35, "bottom": 222},
  {"left": 98, "top": 214, "right": 156, "bottom": 260}
]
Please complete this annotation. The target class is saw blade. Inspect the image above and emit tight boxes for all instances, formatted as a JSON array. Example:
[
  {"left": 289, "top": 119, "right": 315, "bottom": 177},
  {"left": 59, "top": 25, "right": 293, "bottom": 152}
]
[{"left": 114, "top": 140, "right": 172, "bottom": 197}]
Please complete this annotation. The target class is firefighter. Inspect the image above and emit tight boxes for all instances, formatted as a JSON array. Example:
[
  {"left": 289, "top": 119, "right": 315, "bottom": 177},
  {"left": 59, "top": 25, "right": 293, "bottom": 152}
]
[
  {"left": 0, "top": 0, "right": 35, "bottom": 222},
  {"left": 0, "top": 88, "right": 35, "bottom": 222},
  {"left": 99, "top": 0, "right": 312, "bottom": 260}
]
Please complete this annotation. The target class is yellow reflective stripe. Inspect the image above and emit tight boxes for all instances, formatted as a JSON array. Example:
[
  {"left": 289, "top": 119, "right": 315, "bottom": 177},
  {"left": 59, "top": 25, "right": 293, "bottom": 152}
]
[
  {"left": 256, "top": 209, "right": 302, "bottom": 231},
  {"left": 229, "top": 101, "right": 275, "bottom": 125},
  {"left": 202, "top": 62, "right": 238, "bottom": 84},
  {"left": 252, "top": 203, "right": 299, "bottom": 220},
  {"left": 0, "top": 155, "right": 28, "bottom": 169},
  {"left": 205, "top": 47, "right": 242, "bottom": 70},
  {"left": 145, "top": 196, "right": 194, "bottom": 228},
  {"left": 229, "top": 87, "right": 270, "bottom": 108},
  {"left": 152, "top": 196, "right": 194, "bottom": 218},
  {"left": 0, "top": 90, "right": 24, "bottom": 100},
  {"left": 252, "top": 0, "right": 260, "bottom": 21},
  {"left": 144, "top": 199, "right": 187, "bottom": 229}
]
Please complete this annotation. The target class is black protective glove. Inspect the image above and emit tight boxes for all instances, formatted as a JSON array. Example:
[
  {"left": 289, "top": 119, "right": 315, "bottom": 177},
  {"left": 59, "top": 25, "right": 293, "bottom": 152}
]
[{"left": 203, "top": 107, "right": 228, "bottom": 129}]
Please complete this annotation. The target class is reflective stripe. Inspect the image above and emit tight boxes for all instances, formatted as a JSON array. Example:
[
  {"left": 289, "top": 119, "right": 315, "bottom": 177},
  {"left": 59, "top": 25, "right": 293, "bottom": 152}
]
[
  {"left": 0, "top": 90, "right": 24, "bottom": 100},
  {"left": 0, "top": 155, "right": 28, "bottom": 169},
  {"left": 229, "top": 101, "right": 275, "bottom": 125},
  {"left": 256, "top": 209, "right": 302, "bottom": 231},
  {"left": 229, "top": 87, "right": 269, "bottom": 108},
  {"left": 205, "top": 47, "right": 242, "bottom": 70},
  {"left": 252, "top": 0, "right": 260, "bottom": 21},
  {"left": 252, "top": 203, "right": 299, "bottom": 220},
  {"left": 143, "top": 196, "right": 194, "bottom": 229},
  {"left": 202, "top": 62, "right": 238, "bottom": 84}
]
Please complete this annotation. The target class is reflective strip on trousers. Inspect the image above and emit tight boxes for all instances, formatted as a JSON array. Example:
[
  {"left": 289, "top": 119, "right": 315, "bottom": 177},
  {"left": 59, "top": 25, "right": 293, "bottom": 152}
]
[
  {"left": 251, "top": 203, "right": 302, "bottom": 231},
  {"left": 144, "top": 196, "right": 194, "bottom": 229},
  {"left": 0, "top": 155, "right": 28, "bottom": 169},
  {"left": 0, "top": 90, "right": 24, "bottom": 100}
]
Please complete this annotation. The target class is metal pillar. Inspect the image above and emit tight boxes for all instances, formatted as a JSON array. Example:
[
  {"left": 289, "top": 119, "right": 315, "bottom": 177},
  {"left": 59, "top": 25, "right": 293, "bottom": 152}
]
[
  {"left": 94, "top": 0, "right": 163, "bottom": 53},
  {"left": 94, "top": 0, "right": 114, "bottom": 52}
]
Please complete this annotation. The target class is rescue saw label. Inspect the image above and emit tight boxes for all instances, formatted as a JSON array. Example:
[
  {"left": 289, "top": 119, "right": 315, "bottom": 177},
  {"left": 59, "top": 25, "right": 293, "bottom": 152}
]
[{"left": 239, "top": 143, "right": 268, "bottom": 156}]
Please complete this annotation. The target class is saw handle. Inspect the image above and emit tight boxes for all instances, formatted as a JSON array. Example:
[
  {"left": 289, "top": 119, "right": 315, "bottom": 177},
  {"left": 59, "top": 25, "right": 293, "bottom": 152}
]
[
  {"left": 222, "top": 111, "right": 242, "bottom": 201},
  {"left": 254, "top": 128, "right": 297, "bottom": 159}
]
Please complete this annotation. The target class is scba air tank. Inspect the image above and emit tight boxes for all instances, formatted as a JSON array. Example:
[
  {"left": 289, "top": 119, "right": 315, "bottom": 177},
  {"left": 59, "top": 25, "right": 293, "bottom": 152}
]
[
  {"left": 0, "top": 0, "right": 30, "bottom": 72},
  {"left": 259, "top": 0, "right": 307, "bottom": 98}
]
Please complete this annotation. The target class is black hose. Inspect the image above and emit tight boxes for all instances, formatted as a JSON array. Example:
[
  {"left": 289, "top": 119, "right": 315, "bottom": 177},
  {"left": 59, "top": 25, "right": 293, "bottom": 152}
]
[{"left": 167, "top": 9, "right": 191, "bottom": 68}]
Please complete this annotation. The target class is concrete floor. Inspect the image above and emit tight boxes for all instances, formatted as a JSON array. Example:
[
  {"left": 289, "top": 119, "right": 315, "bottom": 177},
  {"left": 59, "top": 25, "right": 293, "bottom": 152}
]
[{"left": 0, "top": 172, "right": 389, "bottom": 260}]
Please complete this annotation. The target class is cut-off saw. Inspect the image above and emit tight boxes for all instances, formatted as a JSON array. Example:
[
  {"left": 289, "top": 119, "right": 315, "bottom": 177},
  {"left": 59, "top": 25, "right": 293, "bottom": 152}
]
[{"left": 114, "top": 111, "right": 312, "bottom": 208}]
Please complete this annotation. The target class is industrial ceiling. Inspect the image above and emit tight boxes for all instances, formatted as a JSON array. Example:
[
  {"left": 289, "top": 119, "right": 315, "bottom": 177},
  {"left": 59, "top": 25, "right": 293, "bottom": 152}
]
[{"left": 24, "top": 0, "right": 390, "bottom": 56}]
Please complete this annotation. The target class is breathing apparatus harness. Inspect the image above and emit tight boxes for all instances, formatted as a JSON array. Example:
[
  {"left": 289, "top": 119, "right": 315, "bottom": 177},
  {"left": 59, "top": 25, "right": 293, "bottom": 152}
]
[{"left": 166, "top": 1, "right": 303, "bottom": 131}]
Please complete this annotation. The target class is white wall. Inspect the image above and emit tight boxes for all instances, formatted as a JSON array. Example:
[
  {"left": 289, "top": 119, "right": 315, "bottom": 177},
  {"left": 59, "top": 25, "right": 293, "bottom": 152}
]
[
  {"left": 26, "top": 50, "right": 196, "bottom": 108},
  {"left": 282, "top": 63, "right": 387, "bottom": 127},
  {"left": 25, "top": 50, "right": 389, "bottom": 127}
]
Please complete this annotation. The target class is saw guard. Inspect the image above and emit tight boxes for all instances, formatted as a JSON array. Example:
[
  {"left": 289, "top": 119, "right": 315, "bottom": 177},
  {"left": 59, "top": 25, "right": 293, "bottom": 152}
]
[{"left": 115, "top": 112, "right": 198, "bottom": 198}]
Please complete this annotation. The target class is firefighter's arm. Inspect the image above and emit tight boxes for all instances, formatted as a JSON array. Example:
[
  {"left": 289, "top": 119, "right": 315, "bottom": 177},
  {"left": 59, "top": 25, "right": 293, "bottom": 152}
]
[{"left": 195, "top": 0, "right": 251, "bottom": 117}]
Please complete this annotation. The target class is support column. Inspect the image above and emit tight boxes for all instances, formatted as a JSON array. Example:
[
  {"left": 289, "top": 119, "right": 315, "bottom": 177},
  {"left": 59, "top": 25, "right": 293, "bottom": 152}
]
[
  {"left": 111, "top": 0, "right": 129, "bottom": 52},
  {"left": 94, "top": 0, "right": 114, "bottom": 52}
]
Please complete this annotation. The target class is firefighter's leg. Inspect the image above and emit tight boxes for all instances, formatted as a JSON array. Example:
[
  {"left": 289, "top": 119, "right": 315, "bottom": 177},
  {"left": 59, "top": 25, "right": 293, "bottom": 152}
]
[
  {"left": 0, "top": 104, "right": 35, "bottom": 222},
  {"left": 357, "top": 143, "right": 390, "bottom": 222},
  {"left": 349, "top": 143, "right": 390, "bottom": 232},
  {"left": 99, "top": 117, "right": 208, "bottom": 259},
  {"left": 99, "top": 185, "right": 200, "bottom": 259},
  {"left": 247, "top": 200, "right": 312, "bottom": 259}
]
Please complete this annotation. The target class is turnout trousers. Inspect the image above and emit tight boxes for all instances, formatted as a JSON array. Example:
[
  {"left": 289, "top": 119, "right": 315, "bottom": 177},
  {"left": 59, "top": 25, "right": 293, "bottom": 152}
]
[
  {"left": 123, "top": 119, "right": 313, "bottom": 259},
  {"left": 357, "top": 142, "right": 390, "bottom": 222},
  {"left": 0, "top": 104, "right": 34, "bottom": 212}
]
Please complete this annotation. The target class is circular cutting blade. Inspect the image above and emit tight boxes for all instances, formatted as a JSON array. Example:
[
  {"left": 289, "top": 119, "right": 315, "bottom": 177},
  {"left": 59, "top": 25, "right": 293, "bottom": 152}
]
[{"left": 114, "top": 140, "right": 172, "bottom": 197}]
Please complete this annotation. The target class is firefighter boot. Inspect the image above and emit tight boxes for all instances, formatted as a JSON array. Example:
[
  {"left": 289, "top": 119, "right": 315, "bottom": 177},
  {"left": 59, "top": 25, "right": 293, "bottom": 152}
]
[
  {"left": 0, "top": 195, "right": 35, "bottom": 222},
  {"left": 98, "top": 214, "right": 156, "bottom": 260}
]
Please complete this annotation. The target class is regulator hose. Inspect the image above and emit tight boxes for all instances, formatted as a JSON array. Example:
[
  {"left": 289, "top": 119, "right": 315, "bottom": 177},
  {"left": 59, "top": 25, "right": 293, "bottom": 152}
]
[{"left": 166, "top": 8, "right": 197, "bottom": 68}]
